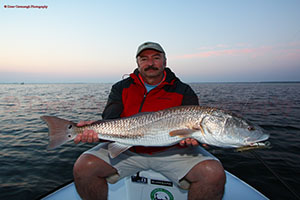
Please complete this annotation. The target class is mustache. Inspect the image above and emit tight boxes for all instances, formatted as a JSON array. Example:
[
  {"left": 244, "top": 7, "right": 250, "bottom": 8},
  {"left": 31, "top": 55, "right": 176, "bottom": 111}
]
[{"left": 145, "top": 65, "right": 159, "bottom": 71}]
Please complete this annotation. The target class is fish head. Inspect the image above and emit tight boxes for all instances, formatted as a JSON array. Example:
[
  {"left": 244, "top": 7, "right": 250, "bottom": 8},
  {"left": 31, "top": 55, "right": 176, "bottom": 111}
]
[
  {"left": 197, "top": 110, "right": 269, "bottom": 147},
  {"left": 221, "top": 113, "right": 269, "bottom": 147}
]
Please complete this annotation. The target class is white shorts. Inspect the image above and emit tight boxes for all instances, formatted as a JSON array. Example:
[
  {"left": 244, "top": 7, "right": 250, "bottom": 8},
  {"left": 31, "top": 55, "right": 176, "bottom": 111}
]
[{"left": 84, "top": 143, "right": 218, "bottom": 189}]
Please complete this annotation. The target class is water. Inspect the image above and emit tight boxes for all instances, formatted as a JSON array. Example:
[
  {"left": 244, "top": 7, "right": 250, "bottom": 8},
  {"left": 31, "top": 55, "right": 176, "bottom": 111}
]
[{"left": 0, "top": 83, "right": 299, "bottom": 200}]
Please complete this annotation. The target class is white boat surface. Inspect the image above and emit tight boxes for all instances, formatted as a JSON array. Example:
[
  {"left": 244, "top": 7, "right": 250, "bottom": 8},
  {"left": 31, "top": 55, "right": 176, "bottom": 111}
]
[{"left": 41, "top": 148, "right": 269, "bottom": 200}]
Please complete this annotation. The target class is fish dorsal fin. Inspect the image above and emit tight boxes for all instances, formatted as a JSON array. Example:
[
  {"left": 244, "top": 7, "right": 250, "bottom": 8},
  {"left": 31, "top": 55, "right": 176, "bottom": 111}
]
[
  {"left": 108, "top": 143, "right": 132, "bottom": 158},
  {"left": 169, "top": 129, "right": 196, "bottom": 138}
]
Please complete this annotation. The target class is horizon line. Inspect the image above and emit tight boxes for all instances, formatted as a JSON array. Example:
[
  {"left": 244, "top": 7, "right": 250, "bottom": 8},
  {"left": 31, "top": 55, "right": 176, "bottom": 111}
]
[{"left": 1, "top": 81, "right": 300, "bottom": 84}]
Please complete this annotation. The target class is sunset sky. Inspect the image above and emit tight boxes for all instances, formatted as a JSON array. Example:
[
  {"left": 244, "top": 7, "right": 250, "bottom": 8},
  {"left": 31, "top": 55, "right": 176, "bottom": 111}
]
[{"left": 1, "top": 0, "right": 300, "bottom": 83}]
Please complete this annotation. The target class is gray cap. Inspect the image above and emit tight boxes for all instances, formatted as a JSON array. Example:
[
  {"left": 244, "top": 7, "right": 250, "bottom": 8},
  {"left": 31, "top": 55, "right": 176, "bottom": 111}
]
[{"left": 136, "top": 42, "right": 165, "bottom": 57}]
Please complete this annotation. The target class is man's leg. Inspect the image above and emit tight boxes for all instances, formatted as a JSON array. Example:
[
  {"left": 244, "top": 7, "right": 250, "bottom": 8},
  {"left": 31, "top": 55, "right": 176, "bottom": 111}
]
[
  {"left": 73, "top": 154, "right": 117, "bottom": 200},
  {"left": 184, "top": 160, "right": 226, "bottom": 200}
]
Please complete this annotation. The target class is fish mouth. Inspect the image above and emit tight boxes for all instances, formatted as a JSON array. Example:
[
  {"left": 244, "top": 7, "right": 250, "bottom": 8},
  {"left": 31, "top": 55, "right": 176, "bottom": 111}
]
[
  {"left": 244, "top": 133, "right": 269, "bottom": 145},
  {"left": 256, "top": 133, "right": 269, "bottom": 142}
]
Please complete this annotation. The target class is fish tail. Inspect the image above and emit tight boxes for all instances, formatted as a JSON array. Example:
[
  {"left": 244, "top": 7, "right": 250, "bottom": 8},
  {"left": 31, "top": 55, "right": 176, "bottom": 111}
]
[{"left": 41, "top": 116, "right": 77, "bottom": 149}]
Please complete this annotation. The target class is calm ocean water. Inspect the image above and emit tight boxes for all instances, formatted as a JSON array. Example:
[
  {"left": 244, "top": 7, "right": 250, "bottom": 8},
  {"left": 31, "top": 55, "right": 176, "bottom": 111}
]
[{"left": 0, "top": 83, "right": 299, "bottom": 200}]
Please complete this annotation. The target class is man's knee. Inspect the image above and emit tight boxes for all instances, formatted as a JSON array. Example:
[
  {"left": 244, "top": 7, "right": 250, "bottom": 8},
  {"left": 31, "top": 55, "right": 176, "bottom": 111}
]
[
  {"left": 185, "top": 160, "right": 226, "bottom": 185},
  {"left": 185, "top": 160, "right": 225, "bottom": 200},
  {"left": 74, "top": 154, "right": 95, "bottom": 180},
  {"left": 73, "top": 154, "right": 116, "bottom": 180},
  {"left": 204, "top": 160, "right": 225, "bottom": 185},
  {"left": 73, "top": 154, "right": 113, "bottom": 200}
]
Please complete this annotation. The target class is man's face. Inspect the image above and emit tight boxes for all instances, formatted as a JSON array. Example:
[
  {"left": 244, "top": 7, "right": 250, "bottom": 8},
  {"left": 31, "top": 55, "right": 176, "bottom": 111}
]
[{"left": 137, "top": 49, "right": 166, "bottom": 81}]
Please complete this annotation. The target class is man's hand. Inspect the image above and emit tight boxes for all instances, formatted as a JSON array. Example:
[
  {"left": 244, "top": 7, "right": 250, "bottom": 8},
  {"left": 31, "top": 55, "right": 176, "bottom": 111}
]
[
  {"left": 74, "top": 121, "right": 99, "bottom": 144},
  {"left": 179, "top": 138, "right": 199, "bottom": 147},
  {"left": 179, "top": 138, "right": 208, "bottom": 148}
]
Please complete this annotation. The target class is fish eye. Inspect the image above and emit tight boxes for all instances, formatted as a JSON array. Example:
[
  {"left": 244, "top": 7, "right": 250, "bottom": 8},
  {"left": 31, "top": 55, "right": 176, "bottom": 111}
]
[{"left": 247, "top": 126, "right": 255, "bottom": 131}]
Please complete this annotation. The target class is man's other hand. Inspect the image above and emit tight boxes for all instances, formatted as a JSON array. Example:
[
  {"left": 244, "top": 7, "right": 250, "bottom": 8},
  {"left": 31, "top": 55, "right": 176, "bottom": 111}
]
[{"left": 74, "top": 121, "right": 99, "bottom": 144}]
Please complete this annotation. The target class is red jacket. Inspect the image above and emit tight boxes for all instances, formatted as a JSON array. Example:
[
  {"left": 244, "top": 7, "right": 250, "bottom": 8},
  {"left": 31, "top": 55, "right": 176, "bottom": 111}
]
[{"left": 102, "top": 68, "right": 199, "bottom": 154}]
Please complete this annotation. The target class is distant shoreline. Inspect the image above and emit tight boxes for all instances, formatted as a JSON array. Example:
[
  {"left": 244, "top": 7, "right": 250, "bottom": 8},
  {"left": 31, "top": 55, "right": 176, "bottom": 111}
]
[
  {"left": 190, "top": 81, "right": 300, "bottom": 84},
  {"left": 259, "top": 81, "right": 300, "bottom": 83},
  {"left": 0, "top": 81, "right": 299, "bottom": 84}
]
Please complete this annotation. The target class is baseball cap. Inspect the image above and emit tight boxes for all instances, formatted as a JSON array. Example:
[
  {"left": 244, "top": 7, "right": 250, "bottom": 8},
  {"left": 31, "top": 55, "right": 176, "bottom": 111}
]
[{"left": 136, "top": 42, "right": 165, "bottom": 57}]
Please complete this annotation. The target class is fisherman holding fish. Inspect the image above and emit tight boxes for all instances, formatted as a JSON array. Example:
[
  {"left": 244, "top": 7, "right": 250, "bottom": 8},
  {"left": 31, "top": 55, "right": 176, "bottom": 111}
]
[
  {"left": 42, "top": 42, "right": 269, "bottom": 199},
  {"left": 70, "top": 42, "right": 226, "bottom": 200}
]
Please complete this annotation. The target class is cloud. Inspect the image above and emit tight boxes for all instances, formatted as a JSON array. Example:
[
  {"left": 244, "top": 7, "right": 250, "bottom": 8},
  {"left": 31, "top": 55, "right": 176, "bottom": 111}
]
[
  {"left": 184, "top": 48, "right": 256, "bottom": 59},
  {"left": 172, "top": 42, "right": 300, "bottom": 61},
  {"left": 175, "top": 46, "right": 270, "bottom": 59}
]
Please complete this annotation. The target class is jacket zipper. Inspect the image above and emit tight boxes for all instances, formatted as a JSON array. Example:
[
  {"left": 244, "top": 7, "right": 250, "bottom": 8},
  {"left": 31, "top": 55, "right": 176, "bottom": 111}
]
[
  {"left": 135, "top": 92, "right": 147, "bottom": 153},
  {"left": 138, "top": 85, "right": 162, "bottom": 112},
  {"left": 137, "top": 80, "right": 169, "bottom": 113},
  {"left": 136, "top": 71, "right": 168, "bottom": 113},
  {"left": 137, "top": 73, "right": 148, "bottom": 113},
  {"left": 138, "top": 93, "right": 147, "bottom": 112}
]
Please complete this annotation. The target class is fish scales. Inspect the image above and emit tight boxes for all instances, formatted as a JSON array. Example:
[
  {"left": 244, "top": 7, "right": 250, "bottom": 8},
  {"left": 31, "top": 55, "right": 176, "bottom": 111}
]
[{"left": 83, "top": 106, "right": 210, "bottom": 146}]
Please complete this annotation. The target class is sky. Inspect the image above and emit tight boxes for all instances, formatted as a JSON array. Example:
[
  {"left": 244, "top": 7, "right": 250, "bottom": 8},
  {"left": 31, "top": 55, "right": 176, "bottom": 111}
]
[{"left": 1, "top": 0, "right": 300, "bottom": 83}]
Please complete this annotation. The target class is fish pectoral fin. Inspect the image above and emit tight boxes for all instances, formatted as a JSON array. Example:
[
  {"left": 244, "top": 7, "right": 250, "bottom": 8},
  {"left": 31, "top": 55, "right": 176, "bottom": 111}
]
[
  {"left": 192, "top": 124, "right": 205, "bottom": 136},
  {"left": 108, "top": 143, "right": 132, "bottom": 159},
  {"left": 169, "top": 129, "right": 196, "bottom": 138}
]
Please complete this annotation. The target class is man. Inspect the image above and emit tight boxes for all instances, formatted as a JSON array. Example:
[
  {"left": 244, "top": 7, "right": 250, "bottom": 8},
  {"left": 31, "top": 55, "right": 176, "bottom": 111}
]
[{"left": 73, "top": 42, "right": 226, "bottom": 200}]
